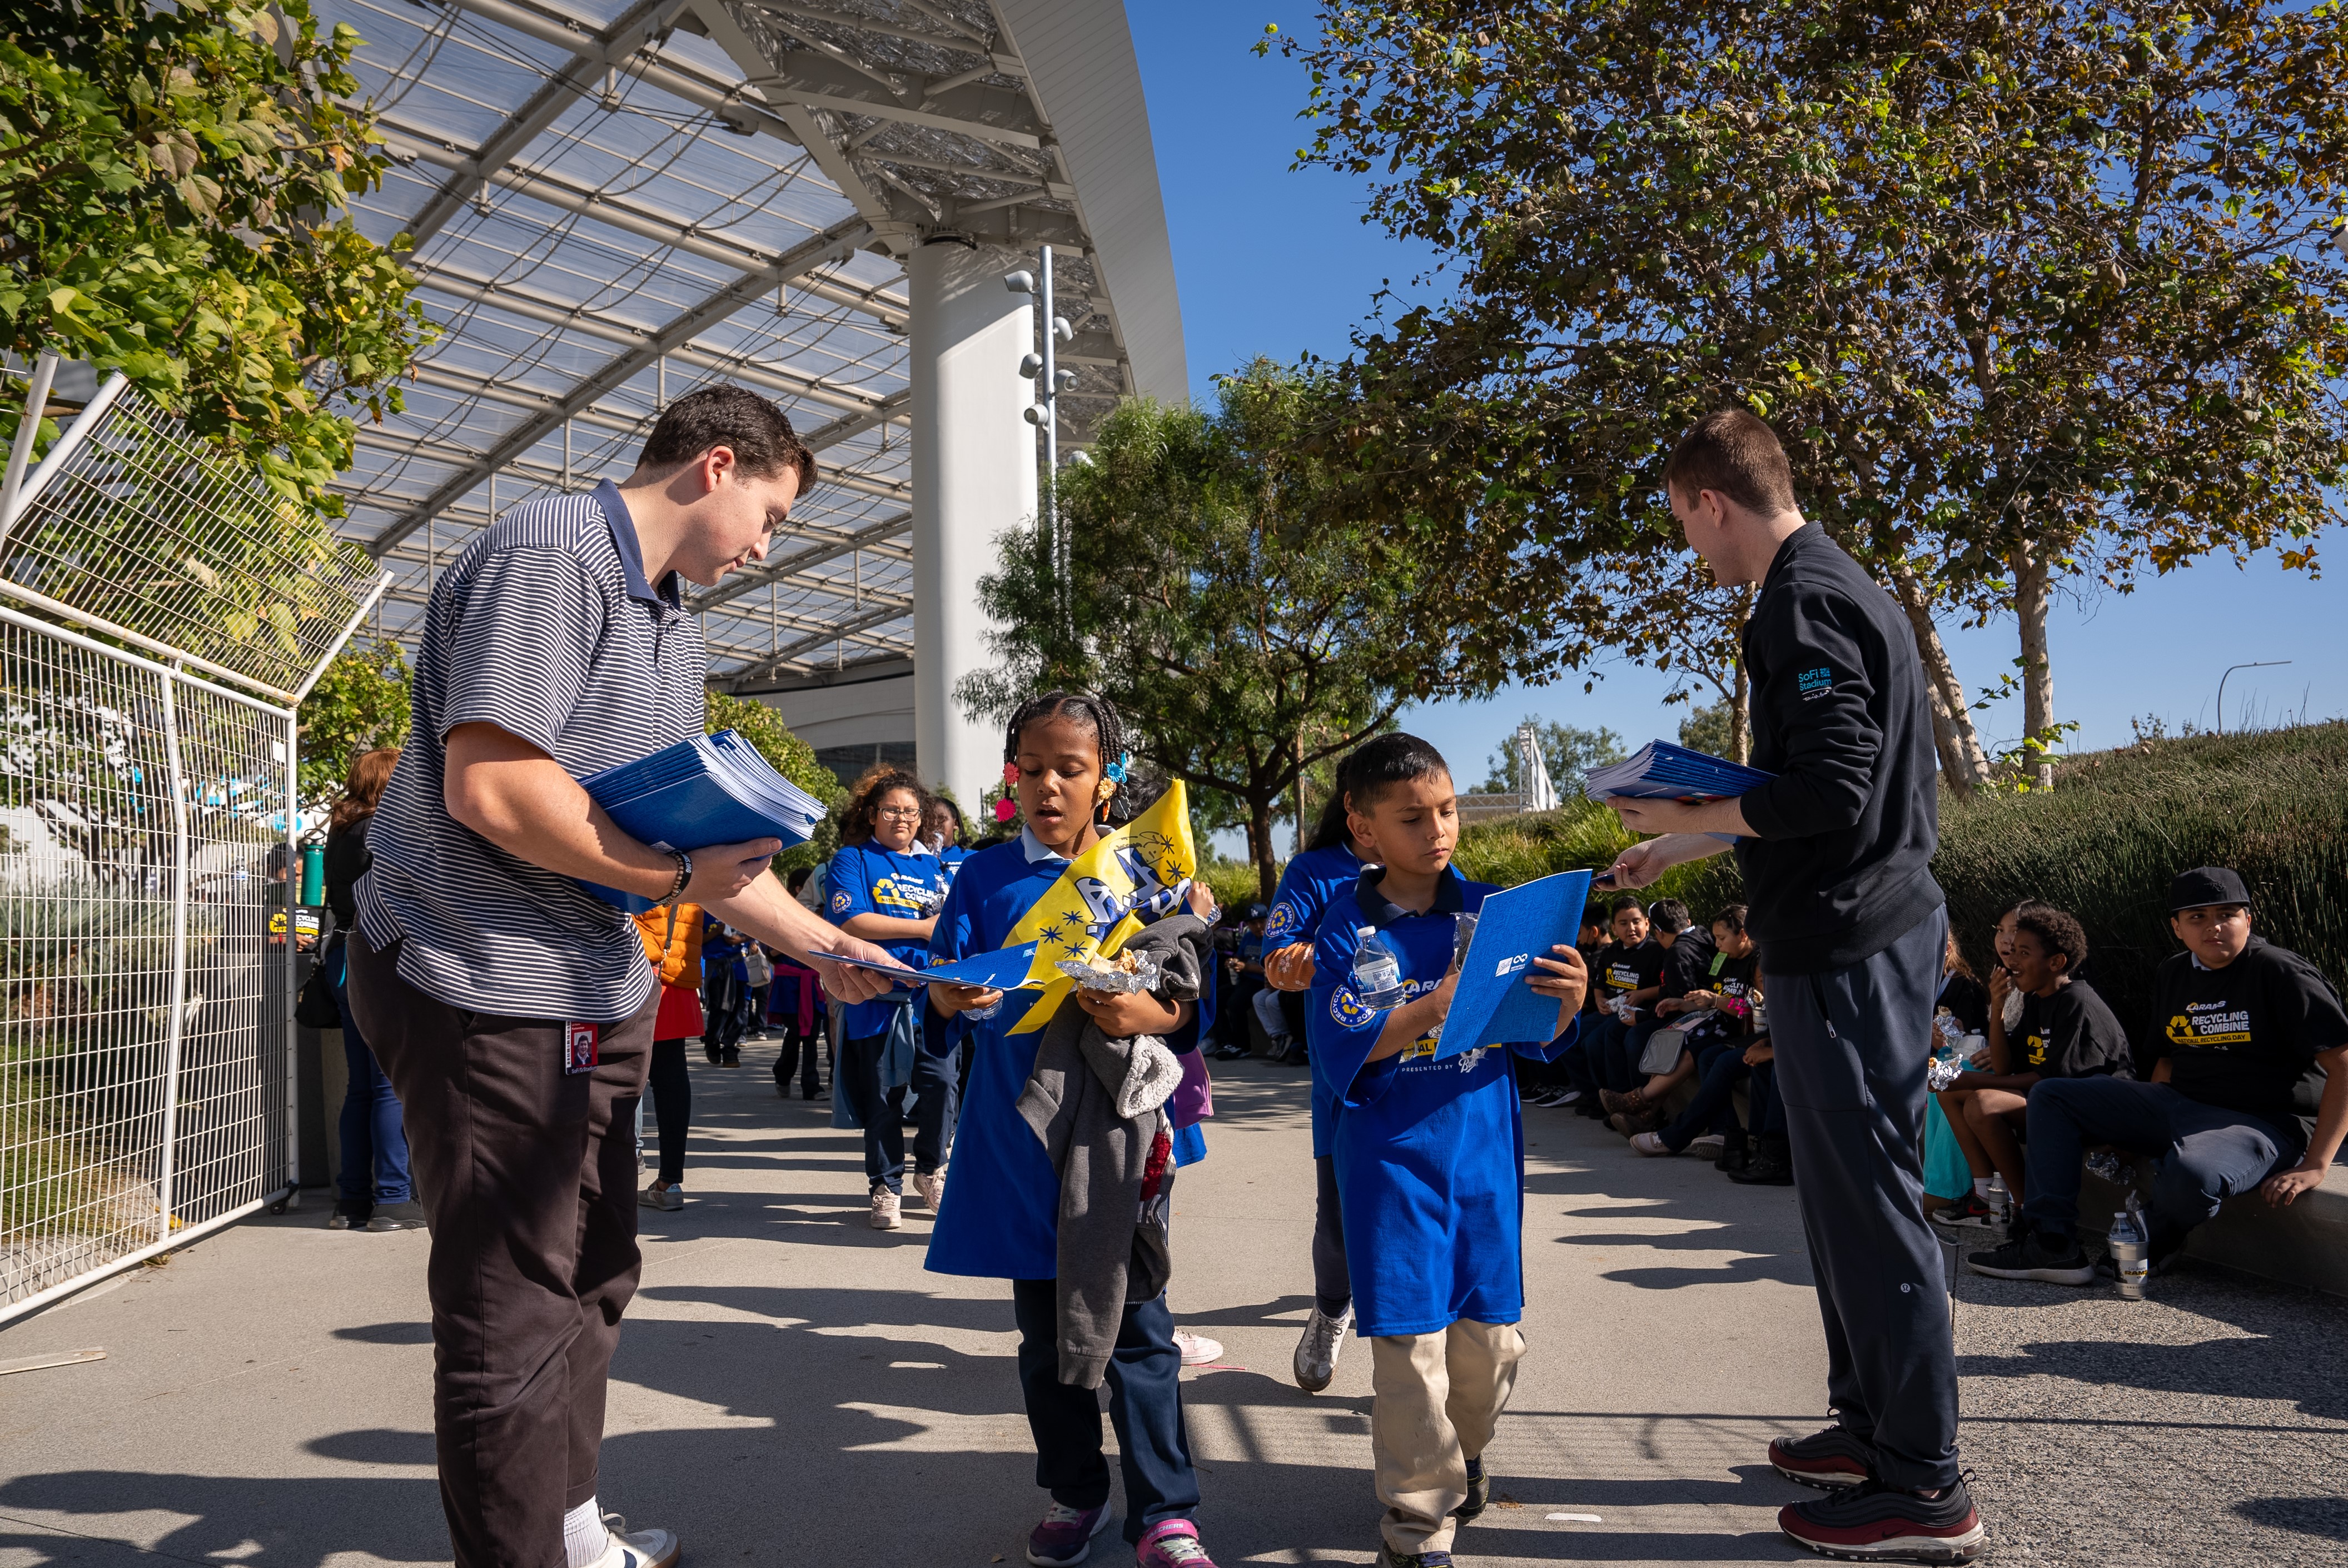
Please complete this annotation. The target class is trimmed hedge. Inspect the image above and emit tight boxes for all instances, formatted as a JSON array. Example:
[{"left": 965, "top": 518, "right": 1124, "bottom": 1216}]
[{"left": 1445, "top": 721, "right": 2348, "bottom": 1044}]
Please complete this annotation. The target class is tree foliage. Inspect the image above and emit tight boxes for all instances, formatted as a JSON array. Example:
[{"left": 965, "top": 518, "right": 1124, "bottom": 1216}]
[
  {"left": 294, "top": 636, "right": 409, "bottom": 811},
  {"left": 1272, "top": 0, "right": 2348, "bottom": 789},
  {"left": 1476, "top": 717, "right": 1622, "bottom": 794},
  {"left": 963, "top": 364, "right": 1511, "bottom": 899},
  {"left": 1, "top": 0, "right": 432, "bottom": 509}
]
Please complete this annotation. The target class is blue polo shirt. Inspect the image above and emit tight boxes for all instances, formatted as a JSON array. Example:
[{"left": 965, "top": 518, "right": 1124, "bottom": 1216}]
[
  {"left": 926, "top": 828, "right": 1203, "bottom": 1280},
  {"left": 824, "top": 842, "right": 951, "bottom": 1038},
  {"left": 1309, "top": 867, "right": 1579, "bottom": 1337},
  {"left": 1269, "top": 842, "right": 1367, "bottom": 1156},
  {"left": 357, "top": 479, "right": 704, "bottom": 1020}
]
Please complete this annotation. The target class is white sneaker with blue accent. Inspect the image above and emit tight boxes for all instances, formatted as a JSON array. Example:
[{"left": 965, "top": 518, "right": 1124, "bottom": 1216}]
[{"left": 583, "top": 1516, "right": 678, "bottom": 1568}]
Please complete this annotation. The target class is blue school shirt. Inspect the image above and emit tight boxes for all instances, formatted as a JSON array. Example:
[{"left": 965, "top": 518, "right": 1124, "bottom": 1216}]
[
  {"left": 1268, "top": 842, "right": 1367, "bottom": 1158},
  {"left": 926, "top": 828, "right": 1202, "bottom": 1280},
  {"left": 824, "top": 842, "right": 951, "bottom": 1039},
  {"left": 1309, "top": 867, "right": 1579, "bottom": 1337}
]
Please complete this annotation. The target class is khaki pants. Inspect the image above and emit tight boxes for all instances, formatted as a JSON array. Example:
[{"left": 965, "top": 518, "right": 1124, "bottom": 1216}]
[{"left": 1369, "top": 1318, "right": 1526, "bottom": 1555}]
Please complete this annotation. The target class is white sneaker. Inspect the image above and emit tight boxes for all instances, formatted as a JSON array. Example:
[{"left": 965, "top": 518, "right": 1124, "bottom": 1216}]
[
  {"left": 1628, "top": 1131, "right": 1673, "bottom": 1156},
  {"left": 869, "top": 1187, "right": 902, "bottom": 1230},
  {"left": 584, "top": 1516, "right": 679, "bottom": 1568},
  {"left": 914, "top": 1164, "right": 948, "bottom": 1211},
  {"left": 1172, "top": 1329, "right": 1223, "bottom": 1366},
  {"left": 1291, "top": 1302, "right": 1352, "bottom": 1392}
]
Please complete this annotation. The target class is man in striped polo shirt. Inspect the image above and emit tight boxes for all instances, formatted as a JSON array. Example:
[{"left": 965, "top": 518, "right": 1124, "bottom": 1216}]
[{"left": 347, "top": 386, "right": 899, "bottom": 1568}]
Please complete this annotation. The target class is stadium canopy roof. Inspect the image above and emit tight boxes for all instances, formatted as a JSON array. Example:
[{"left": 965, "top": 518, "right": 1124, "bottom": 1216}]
[{"left": 325, "top": 0, "right": 1183, "bottom": 689}]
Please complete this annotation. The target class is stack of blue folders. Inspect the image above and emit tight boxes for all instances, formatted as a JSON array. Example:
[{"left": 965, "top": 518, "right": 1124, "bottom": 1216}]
[
  {"left": 1585, "top": 740, "right": 1775, "bottom": 808},
  {"left": 577, "top": 730, "right": 830, "bottom": 912}
]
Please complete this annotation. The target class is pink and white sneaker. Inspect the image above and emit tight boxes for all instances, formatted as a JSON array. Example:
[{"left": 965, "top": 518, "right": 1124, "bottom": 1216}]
[{"left": 1136, "top": 1519, "right": 1217, "bottom": 1567}]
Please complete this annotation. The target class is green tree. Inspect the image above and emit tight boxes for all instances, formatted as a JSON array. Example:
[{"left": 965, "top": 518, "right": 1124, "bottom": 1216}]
[
  {"left": 1478, "top": 718, "right": 1622, "bottom": 795},
  {"left": 1274, "top": 0, "right": 2348, "bottom": 791},
  {"left": 1678, "top": 700, "right": 1736, "bottom": 761},
  {"left": 294, "top": 636, "right": 409, "bottom": 811},
  {"left": 963, "top": 364, "right": 1509, "bottom": 899},
  {"left": 2, "top": 0, "right": 432, "bottom": 507}
]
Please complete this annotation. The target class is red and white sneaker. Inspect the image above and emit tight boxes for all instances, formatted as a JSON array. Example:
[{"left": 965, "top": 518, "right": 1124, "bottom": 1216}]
[
  {"left": 1779, "top": 1477, "right": 1986, "bottom": 1563},
  {"left": 1769, "top": 1423, "right": 1877, "bottom": 1489}
]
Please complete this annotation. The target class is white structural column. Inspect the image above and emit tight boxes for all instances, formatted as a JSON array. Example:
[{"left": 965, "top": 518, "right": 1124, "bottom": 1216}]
[{"left": 909, "top": 238, "right": 1036, "bottom": 812}]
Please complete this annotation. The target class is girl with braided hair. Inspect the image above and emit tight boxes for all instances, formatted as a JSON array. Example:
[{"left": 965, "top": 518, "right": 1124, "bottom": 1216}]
[{"left": 922, "top": 690, "right": 1222, "bottom": 1568}]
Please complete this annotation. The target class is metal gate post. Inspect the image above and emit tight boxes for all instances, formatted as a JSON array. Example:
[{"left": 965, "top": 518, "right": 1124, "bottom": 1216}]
[
  {"left": 155, "top": 668, "right": 193, "bottom": 1242},
  {"left": 282, "top": 709, "right": 301, "bottom": 1193}
]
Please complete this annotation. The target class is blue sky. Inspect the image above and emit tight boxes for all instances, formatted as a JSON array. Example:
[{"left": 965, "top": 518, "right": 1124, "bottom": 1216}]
[{"left": 1125, "top": 3, "right": 2344, "bottom": 797}]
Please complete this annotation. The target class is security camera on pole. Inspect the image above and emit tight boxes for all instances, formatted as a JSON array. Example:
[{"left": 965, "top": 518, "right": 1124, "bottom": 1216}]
[{"left": 1004, "top": 250, "right": 1077, "bottom": 610}]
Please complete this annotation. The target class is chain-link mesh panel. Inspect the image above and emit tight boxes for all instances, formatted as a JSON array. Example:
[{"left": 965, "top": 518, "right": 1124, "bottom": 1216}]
[
  {"left": 167, "top": 685, "right": 291, "bottom": 1232},
  {"left": 0, "top": 612, "right": 292, "bottom": 1315},
  {"left": 0, "top": 380, "right": 382, "bottom": 704}
]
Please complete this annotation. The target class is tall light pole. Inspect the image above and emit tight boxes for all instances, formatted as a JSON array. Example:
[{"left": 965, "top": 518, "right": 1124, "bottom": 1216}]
[
  {"left": 1006, "top": 249, "right": 1076, "bottom": 611},
  {"left": 2216, "top": 660, "right": 2290, "bottom": 734}
]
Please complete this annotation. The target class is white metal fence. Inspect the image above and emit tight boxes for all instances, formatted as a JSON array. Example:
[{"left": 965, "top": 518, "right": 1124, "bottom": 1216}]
[{"left": 0, "top": 369, "right": 384, "bottom": 1324}]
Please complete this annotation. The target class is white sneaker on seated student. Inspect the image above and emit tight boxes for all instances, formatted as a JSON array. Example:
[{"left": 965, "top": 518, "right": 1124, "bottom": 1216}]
[
  {"left": 1934, "top": 905, "right": 2130, "bottom": 1231},
  {"left": 1304, "top": 735, "right": 1588, "bottom": 1568},
  {"left": 1969, "top": 867, "right": 2348, "bottom": 1286}
]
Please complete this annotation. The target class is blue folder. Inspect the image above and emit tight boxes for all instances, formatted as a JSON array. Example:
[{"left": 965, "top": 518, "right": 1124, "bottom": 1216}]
[
  {"left": 575, "top": 730, "right": 830, "bottom": 912},
  {"left": 823, "top": 941, "right": 1046, "bottom": 992},
  {"left": 1435, "top": 869, "right": 1593, "bottom": 1059},
  {"left": 1583, "top": 741, "right": 1774, "bottom": 845}
]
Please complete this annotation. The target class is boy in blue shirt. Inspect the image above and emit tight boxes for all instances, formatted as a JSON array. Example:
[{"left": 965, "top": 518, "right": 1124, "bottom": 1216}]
[{"left": 1307, "top": 734, "right": 1588, "bottom": 1568}]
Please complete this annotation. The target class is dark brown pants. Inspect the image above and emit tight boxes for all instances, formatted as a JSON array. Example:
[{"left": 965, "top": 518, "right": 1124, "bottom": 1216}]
[{"left": 346, "top": 931, "right": 658, "bottom": 1568}]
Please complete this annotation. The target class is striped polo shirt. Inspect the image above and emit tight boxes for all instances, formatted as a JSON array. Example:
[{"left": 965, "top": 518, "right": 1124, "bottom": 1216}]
[{"left": 356, "top": 480, "right": 705, "bottom": 1020}]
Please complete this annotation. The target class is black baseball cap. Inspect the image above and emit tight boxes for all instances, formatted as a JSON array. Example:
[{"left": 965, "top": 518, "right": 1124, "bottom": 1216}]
[{"left": 2168, "top": 866, "right": 2251, "bottom": 912}]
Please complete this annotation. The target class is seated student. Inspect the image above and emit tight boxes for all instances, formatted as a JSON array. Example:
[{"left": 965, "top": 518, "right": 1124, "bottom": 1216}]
[
  {"left": 1970, "top": 867, "right": 2348, "bottom": 1287},
  {"left": 1214, "top": 903, "right": 1271, "bottom": 1059},
  {"left": 1934, "top": 905, "right": 2130, "bottom": 1229},
  {"left": 1524, "top": 905, "right": 1611, "bottom": 1108},
  {"left": 1304, "top": 734, "right": 1586, "bottom": 1568},
  {"left": 1628, "top": 905, "right": 1763, "bottom": 1160},
  {"left": 1602, "top": 898, "right": 1716, "bottom": 1133},
  {"left": 1726, "top": 1031, "right": 1793, "bottom": 1186},
  {"left": 1563, "top": 897, "right": 1661, "bottom": 1117}
]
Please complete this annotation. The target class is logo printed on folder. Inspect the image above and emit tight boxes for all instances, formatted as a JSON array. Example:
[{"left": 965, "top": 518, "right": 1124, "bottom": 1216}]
[{"left": 1494, "top": 953, "right": 1529, "bottom": 978}]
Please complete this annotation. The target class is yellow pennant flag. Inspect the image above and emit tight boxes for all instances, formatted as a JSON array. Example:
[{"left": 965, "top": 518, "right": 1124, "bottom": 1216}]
[{"left": 1002, "top": 780, "right": 1200, "bottom": 1034}]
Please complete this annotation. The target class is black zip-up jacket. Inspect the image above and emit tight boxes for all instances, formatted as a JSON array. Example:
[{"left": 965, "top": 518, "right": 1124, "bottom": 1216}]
[{"left": 1733, "top": 524, "right": 1943, "bottom": 973}]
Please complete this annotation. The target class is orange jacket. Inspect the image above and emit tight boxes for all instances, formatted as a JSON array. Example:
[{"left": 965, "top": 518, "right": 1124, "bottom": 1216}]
[{"left": 633, "top": 902, "right": 705, "bottom": 988}]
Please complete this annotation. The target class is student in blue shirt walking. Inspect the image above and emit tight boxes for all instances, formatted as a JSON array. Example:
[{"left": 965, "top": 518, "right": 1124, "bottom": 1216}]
[
  {"left": 925, "top": 691, "right": 1222, "bottom": 1568},
  {"left": 1306, "top": 735, "right": 1588, "bottom": 1568},
  {"left": 824, "top": 768, "right": 954, "bottom": 1229},
  {"left": 1260, "top": 751, "right": 1377, "bottom": 1392}
]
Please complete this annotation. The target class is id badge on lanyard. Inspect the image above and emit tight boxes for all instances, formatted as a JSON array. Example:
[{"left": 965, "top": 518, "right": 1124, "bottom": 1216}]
[{"left": 564, "top": 1020, "right": 600, "bottom": 1076}]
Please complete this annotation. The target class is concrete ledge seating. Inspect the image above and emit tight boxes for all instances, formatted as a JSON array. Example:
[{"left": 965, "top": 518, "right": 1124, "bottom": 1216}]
[{"left": 2076, "top": 1156, "right": 2348, "bottom": 1298}]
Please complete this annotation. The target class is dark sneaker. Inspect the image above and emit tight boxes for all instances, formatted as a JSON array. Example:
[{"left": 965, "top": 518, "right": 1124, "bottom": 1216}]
[
  {"left": 1931, "top": 1192, "right": 1997, "bottom": 1229},
  {"left": 1779, "top": 1476, "right": 1986, "bottom": 1562},
  {"left": 1025, "top": 1501, "right": 1110, "bottom": 1566},
  {"left": 1729, "top": 1146, "right": 1795, "bottom": 1186},
  {"left": 1452, "top": 1455, "right": 1489, "bottom": 1522},
  {"left": 1379, "top": 1550, "right": 1452, "bottom": 1568},
  {"left": 1769, "top": 1424, "right": 1876, "bottom": 1489},
  {"left": 1715, "top": 1142, "right": 1750, "bottom": 1174},
  {"left": 325, "top": 1207, "right": 370, "bottom": 1231},
  {"left": 1967, "top": 1231, "right": 2094, "bottom": 1286}
]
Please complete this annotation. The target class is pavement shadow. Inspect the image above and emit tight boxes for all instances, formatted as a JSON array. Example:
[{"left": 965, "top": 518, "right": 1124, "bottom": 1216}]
[
  {"left": 1958, "top": 1333, "right": 2348, "bottom": 1422},
  {"left": 0, "top": 1472, "right": 450, "bottom": 1566},
  {"left": 2232, "top": 1495, "right": 2348, "bottom": 1541}
]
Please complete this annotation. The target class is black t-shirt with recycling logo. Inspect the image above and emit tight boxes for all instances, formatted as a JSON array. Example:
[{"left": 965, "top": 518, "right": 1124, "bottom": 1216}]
[
  {"left": 2009, "top": 980, "right": 2133, "bottom": 1082},
  {"left": 2146, "top": 937, "right": 2348, "bottom": 1152},
  {"left": 1595, "top": 938, "right": 1664, "bottom": 1004}
]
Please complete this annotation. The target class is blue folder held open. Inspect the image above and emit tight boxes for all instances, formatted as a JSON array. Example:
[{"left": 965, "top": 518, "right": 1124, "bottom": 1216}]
[
  {"left": 1435, "top": 869, "right": 1593, "bottom": 1059},
  {"left": 575, "top": 730, "right": 830, "bottom": 912}
]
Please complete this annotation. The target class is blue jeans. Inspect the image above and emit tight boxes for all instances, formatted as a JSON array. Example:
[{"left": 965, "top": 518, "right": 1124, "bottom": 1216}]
[
  {"left": 840, "top": 1030, "right": 958, "bottom": 1192},
  {"left": 1659, "top": 1041, "right": 1750, "bottom": 1152},
  {"left": 1013, "top": 1280, "right": 1199, "bottom": 1544},
  {"left": 329, "top": 942, "right": 411, "bottom": 1209},
  {"left": 2020, "top": 1077, "right": 2298, "bottom": 1259}
]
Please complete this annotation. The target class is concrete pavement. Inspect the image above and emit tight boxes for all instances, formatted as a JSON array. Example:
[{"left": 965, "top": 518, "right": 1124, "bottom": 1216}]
[{"left": 2, "top": 1046, "right": 2339, "bottom": 1566}]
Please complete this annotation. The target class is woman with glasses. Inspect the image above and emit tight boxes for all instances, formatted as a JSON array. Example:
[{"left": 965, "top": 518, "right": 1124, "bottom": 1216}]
[{"left": 824, "top": 768, "right": 957, "bottom": 1229}]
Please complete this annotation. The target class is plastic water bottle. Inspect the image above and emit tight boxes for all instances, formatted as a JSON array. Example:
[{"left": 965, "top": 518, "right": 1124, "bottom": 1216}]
[
  {"left": 1986, "top": 1173, "right": 2009, "bottom": 1229},
  {"left": 1351, "top": 925, "right": 1407, "bottom": 1011},
  {"left": 2108, "top": 1193, "right": 2149, "bottom": 1300}
]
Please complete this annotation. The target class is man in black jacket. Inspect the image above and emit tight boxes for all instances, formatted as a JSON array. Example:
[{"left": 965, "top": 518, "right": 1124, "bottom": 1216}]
[{"left": 1602, "top": 410, "right": 1980, "bottom": 1564}]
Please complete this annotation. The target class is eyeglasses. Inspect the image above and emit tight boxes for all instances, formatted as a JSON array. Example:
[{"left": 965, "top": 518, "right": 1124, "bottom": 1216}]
[{"left": 875, "top": 806, "right": 924, "bottom": 820}]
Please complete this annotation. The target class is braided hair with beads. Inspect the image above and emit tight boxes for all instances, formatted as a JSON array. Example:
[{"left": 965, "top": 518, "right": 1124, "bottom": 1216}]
[{"left": 1001, "top": 690, "right": 1136, "bottom": 828}]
